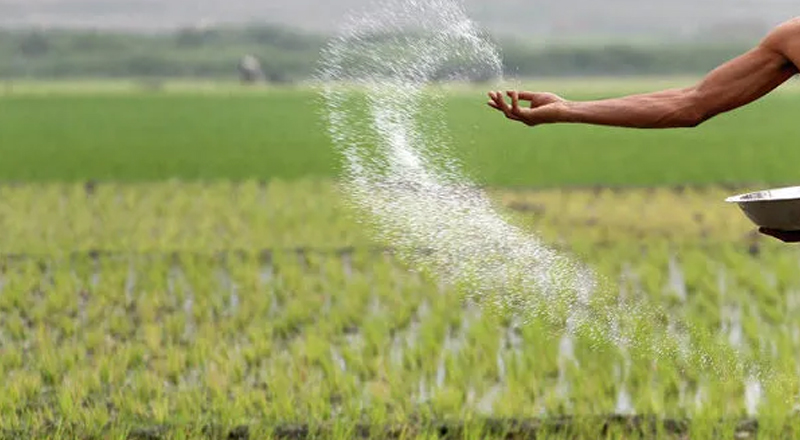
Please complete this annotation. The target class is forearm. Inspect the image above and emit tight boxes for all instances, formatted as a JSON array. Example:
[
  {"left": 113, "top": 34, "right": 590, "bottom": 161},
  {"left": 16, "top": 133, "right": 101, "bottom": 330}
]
[
  {"left": 555, "top": 88, "right": 700, "bottom": 129},
  {"left": 551, "top": 44, "right": 797, "bottom": 129}
]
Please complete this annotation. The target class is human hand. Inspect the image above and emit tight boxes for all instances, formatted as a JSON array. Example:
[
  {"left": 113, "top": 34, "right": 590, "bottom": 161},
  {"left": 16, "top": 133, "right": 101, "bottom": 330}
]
[
  {"left": 759, "top": 227, "right": 800, "bottom": 243},
  {"left": 487, "top": 91, "right": 566, "bottom": 127}
]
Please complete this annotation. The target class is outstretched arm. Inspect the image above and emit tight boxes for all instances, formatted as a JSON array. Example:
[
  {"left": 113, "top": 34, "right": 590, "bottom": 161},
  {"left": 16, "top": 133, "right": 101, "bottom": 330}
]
[{"left": 489, "top": 18, "right": 800, "bottom": 129}]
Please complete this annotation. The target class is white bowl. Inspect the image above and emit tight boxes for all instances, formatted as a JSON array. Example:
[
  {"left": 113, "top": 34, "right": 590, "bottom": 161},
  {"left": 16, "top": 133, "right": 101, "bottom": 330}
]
[{"left": 726, "top": 186, "right": 800, "bottom": 231}]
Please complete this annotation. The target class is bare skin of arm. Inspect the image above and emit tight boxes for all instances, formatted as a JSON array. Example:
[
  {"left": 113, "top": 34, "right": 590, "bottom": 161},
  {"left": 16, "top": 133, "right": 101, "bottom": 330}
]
[
  {"left": 488, "top": 18, "right": 800, "bottom": 128},
  {"left": 488, "top": 19, "right": 800, "bottom": 241}
]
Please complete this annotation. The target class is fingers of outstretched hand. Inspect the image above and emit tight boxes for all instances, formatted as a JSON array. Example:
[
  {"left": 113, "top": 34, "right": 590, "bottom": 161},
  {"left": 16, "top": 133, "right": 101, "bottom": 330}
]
[
  {"left": 487, "top": 91, "right": 503, "bottom": 110},
  {"left": 486, "top": 91, "right": 498, "bottom": 107},
  {"left": 488, "top": 91, "right": 520, "bottom": 121},
  {"left": 508, "top": 91, "right": 521, "bottom": 115},
  {"left": 759, "top": 227, "right": 800, "bottom": 243}
]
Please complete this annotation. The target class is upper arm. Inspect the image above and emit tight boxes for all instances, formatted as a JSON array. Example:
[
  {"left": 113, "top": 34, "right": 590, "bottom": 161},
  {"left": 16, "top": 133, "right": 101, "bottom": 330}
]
[{"left": 686, "top": 18, "right": 800, "bottom": 122}]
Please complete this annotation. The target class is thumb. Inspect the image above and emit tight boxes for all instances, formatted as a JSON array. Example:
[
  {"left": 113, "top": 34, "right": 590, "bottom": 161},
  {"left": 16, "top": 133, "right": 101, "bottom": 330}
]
[{"left": 518, "top": 92, "right": 561, "bottom": 106}]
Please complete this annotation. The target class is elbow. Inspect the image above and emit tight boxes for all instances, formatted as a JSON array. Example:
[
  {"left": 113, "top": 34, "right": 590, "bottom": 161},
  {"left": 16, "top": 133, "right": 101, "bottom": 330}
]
[
  {"left": 682, "top": 112, "right": 708, "bottom": 128},
  {"left": 664, "top": 106, "right": 705, "bottom": 128},
  {"left": 677, "top": 89, "right": 711, "bottom": 128}
]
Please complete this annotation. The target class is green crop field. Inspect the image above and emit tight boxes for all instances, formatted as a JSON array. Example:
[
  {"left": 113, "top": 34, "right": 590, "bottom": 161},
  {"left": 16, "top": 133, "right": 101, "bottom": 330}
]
[
  {"left": 0, "top": 79, "right": 799, "bottom": 186},
  {"left": 2, "top": 80, "right": 800, "bottom": 439}
]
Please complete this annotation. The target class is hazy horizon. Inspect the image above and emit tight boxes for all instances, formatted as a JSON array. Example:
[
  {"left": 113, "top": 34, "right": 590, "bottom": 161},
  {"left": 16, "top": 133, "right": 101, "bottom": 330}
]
[{"left": 0, "top": 0, "right": 796, "bottom": 41}]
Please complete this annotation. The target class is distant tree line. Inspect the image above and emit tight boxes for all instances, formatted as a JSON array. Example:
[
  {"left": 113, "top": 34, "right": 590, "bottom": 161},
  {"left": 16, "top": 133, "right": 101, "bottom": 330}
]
[{"left": 0, "top": 25, "right": 753, "bottom": 81}]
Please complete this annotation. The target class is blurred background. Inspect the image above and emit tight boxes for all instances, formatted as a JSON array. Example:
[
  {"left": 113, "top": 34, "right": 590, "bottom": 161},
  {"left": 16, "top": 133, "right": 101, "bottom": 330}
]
[{"left": 0, "top": 0, "right": 796, "bottom": 82}]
